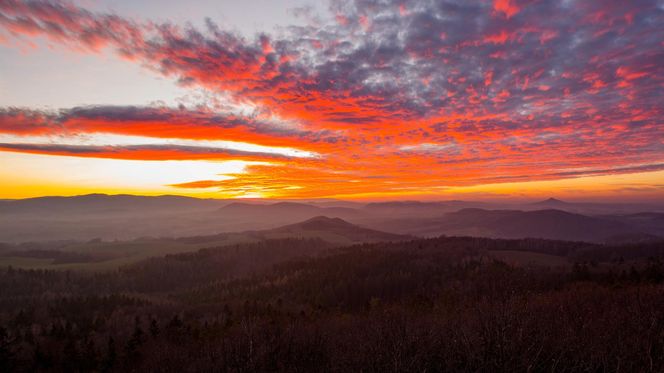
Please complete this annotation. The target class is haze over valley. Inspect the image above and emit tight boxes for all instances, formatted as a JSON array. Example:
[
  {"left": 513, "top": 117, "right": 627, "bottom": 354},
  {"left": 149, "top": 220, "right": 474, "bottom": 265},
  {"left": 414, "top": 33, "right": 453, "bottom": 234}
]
[{"left": 1, "top": 194, "right": 662, "bottom": 242}]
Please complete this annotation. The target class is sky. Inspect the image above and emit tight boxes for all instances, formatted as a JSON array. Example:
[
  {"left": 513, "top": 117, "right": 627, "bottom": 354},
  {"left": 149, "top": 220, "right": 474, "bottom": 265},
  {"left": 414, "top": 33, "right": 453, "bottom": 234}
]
[{"left": 0, "top": 0, "right": 662, "bottom": 201}]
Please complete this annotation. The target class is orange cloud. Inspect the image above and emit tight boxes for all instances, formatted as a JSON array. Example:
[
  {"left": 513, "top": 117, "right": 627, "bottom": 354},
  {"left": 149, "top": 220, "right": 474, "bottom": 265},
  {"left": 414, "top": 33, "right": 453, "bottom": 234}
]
[{"left": 0, "top": 0, "right": 662, "bottom": 199}]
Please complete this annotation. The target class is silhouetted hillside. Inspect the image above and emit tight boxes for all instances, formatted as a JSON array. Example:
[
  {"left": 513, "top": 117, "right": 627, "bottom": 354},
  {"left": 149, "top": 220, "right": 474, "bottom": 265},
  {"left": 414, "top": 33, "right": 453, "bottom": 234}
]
[
  {"left": 530, "top": 197, "right": 569, "bottom": 208},
  {"left": 600, "top": 212, "right": 664, "bottom": 237},
  {"left": 176, "top": 216, "right": 410, "bottom": 248},
  {"left": 268, "top": 216, "right": 412, "bottom": 243},
  {"left": 376, "top": 208, "right": 644, "bottom": 242}
]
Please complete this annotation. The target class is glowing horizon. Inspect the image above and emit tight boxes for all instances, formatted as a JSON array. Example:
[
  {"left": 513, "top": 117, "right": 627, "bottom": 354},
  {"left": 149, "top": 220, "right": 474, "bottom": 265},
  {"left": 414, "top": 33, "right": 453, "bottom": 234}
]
[{"left": 0, "top": 0, "right": 662, "bottom": 201}]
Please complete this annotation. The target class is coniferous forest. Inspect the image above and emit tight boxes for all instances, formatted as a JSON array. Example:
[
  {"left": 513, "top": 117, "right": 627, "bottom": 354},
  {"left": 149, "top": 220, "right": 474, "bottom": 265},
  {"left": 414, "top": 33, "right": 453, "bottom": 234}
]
[{"left": 2, "top": 236, "right": 664, "bottom": 372}]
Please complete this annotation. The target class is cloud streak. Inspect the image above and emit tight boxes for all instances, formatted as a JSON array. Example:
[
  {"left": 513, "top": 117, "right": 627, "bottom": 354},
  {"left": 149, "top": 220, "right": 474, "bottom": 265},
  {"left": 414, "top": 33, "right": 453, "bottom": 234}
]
[{"left": 0, "top": 142, "right": 306, "bottom": 161}]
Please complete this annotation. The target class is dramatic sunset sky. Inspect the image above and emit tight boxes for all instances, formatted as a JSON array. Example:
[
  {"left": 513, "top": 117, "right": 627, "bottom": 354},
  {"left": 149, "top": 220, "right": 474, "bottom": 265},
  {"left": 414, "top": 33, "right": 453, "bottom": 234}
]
[{"left": 0, "top": 0, "right": 662, "bottom": 201}]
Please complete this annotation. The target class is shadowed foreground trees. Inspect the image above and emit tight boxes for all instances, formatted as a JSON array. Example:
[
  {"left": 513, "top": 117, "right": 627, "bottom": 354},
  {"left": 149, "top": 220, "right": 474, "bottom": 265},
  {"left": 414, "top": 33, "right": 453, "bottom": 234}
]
[{"left": 1, "top": 236, "right": 664, "bottom": 371}]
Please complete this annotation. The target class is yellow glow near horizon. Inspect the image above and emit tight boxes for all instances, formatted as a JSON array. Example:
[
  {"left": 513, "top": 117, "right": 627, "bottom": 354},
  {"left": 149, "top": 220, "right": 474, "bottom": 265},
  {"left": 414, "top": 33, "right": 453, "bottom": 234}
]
[
  {"left": 0, "top": 152, "right": 265, "bottom": 198},
  {"left": 298, "top": 170, "right": 664, "bottom": 202},
  {"left": 1, "top": 151, "right": 663, "bottom": 202},
  {"left": 442, "top": 170, "right": 664, "bottom": 202}
]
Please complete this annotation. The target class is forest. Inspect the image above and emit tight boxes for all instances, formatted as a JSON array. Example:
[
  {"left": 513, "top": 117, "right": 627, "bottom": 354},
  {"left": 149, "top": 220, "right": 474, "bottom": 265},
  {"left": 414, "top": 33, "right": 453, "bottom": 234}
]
[{"left": 2, "top": 236, "right": 664, "bottom": 372}]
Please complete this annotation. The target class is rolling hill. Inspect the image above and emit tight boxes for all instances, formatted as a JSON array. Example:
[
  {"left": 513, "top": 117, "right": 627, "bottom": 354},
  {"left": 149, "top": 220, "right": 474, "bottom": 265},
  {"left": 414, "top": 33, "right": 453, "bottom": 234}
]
[
  {"left": 265, "top": 216, "right": 412, "bottom": 244},
  {"left": 368, "top": 208, "right": 656, "bottom": 243},
  {"left": 0, "top": 216, "right": 410, "bottom": 270},
  {"left": 179, "top": 216, "right": 411, "bottom": 246},
  {"left": 441, "top": 208, "right": 634, "bottom": 242}
]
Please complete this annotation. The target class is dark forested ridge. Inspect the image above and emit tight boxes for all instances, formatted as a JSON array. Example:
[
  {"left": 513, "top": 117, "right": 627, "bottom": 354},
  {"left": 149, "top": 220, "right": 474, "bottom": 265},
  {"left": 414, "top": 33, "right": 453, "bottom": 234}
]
[{"left": 1, "top": 235, "right": 664, "bottom": 372}]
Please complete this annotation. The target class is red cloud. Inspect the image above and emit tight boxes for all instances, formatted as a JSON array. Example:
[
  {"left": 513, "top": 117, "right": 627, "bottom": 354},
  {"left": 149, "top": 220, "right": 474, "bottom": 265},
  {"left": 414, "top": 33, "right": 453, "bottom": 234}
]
[{"left": 494, "top": 0, "right": 521, "bottom": 18}]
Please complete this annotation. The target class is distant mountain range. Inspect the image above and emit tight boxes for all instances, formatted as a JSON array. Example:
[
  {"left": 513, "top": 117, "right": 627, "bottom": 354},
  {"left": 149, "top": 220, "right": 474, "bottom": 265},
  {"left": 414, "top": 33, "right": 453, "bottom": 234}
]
[
  {"left": 523, "top": 197, "right": 662, "bottom": 215},
  {"left": 0, "top": 194, "right": 228, "bottom": 214},
  {"left": 363, "top": 200, "right": 491, "bottom": 217},
  {"left": 0, "top": 194, "right": 662, "bottom": 243},
  {"left": 1, "top": 194, "right": 661, "bottom": 215}
]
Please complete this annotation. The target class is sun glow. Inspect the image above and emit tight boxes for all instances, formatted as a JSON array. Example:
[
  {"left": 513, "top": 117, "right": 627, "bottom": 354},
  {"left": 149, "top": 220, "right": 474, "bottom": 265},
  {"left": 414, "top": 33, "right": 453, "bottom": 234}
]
[{"left": 0, "top": 152, "right": 266, "bottom": 198}]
